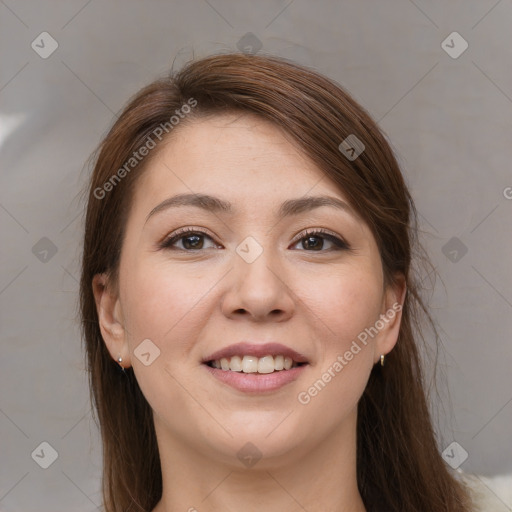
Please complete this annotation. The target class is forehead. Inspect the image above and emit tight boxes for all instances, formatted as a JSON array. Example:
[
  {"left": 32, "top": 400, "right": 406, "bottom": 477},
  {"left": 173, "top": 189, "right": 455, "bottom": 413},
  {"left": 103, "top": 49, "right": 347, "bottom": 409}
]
[
  {"left": 132, "top": 113, "right": 349, "bottom": 212},
  {"left": 161, "top": 112, "right": 316, "bottom": 174}
]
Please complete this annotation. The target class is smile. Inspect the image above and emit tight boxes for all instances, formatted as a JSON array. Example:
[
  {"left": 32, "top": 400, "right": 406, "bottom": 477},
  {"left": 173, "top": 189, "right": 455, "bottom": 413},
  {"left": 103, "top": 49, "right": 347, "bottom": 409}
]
[
  {"left": 203, "top": 357, "right": 309, "bottom": 394},
  {"left": 206, "top": 354, "right": 305, "bottom": 373}
]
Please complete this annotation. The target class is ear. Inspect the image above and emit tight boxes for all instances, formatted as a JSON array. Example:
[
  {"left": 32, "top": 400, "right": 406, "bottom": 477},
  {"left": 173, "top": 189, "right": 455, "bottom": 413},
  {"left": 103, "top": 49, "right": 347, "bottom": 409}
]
[
  {"left": 374, "top": 273, "right": 407, "bottom": 364},
  {"left": 92, "top": 273, "right": 131, "bottom": 368}
]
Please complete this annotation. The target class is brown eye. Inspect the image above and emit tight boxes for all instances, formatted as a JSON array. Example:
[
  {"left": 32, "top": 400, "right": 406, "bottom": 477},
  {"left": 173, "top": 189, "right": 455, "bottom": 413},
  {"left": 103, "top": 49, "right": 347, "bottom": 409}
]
[
  {"left": 302, "top": 235, "right": 325, "bottom": 251},
  {"left": 180, "top": 234, "right": 204, "bottom": 250},
  {"left": 160, "top": 229, "right": 218, "bottom": 251},
  {"left": 291, "top": 229, "right": 350, "bottom": 252}
]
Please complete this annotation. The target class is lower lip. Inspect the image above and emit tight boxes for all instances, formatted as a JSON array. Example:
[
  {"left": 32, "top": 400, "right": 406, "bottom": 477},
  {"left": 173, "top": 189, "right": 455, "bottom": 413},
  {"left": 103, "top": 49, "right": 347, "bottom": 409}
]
[{"left": 203, "top": 363, "right": 308, "bottom": 393}]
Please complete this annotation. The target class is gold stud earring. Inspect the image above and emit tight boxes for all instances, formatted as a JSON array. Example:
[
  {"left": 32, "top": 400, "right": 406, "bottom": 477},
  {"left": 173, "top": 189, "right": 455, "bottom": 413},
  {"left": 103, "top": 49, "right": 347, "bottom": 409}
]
[{"left": 380, "top": 354, "right": 385, "bottom": 366}]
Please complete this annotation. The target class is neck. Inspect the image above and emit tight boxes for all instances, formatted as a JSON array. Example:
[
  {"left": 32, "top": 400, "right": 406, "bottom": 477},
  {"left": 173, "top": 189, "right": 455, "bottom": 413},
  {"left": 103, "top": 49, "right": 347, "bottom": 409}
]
[{"left": 151, "top": 410, "right": 367, "bottom": 512}]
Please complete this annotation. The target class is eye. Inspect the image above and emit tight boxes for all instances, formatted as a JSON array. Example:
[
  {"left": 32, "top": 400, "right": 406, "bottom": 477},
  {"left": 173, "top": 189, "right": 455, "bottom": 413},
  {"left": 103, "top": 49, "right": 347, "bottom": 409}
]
[
  {"left": 159, "top": 227, "right": 350, "bottom": 253},
  {"left": 159, "top": 228, "right": 219, "bottom": 251},
  {"left": 290, "top": 229, "right": 350, "bottom": 252}
]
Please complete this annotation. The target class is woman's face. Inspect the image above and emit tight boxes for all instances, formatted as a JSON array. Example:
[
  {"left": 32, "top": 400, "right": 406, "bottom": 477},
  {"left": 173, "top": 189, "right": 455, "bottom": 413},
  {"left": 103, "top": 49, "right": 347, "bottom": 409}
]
[{"left": 95, "top": 112, "right": 404, "bottom": 467}]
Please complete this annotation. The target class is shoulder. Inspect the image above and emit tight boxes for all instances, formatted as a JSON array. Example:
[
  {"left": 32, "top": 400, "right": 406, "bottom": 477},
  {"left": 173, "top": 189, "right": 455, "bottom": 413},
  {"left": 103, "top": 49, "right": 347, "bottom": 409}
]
[{"left": 456, "top": 470, "right": 512, "bottom": 512}]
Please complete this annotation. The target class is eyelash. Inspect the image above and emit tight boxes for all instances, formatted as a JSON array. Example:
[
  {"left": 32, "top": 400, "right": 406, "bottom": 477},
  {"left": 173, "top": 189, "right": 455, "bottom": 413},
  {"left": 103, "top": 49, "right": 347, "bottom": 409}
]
[{"left": 159, "top": 227, "right": 350, "bottom": 252}]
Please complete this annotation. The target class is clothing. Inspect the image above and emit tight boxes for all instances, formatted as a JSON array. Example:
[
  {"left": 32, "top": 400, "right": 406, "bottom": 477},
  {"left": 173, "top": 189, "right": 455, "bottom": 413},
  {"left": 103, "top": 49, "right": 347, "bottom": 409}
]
[{"left": 458, "top": 471, "right": 512, "bottom": 512}]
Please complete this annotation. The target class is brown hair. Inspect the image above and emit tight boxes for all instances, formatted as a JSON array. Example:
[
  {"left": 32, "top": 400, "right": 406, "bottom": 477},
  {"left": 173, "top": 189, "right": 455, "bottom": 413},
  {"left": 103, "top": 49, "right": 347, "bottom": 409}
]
[{"left": 80, "top": 52, "right": 475, "bottom": 512}]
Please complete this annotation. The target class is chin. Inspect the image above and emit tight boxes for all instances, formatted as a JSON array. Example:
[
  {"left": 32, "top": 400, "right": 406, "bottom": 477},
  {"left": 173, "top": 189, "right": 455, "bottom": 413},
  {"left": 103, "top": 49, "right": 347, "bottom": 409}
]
[{"left": 203, "top": 415, "right": 311, "bottom": 467}]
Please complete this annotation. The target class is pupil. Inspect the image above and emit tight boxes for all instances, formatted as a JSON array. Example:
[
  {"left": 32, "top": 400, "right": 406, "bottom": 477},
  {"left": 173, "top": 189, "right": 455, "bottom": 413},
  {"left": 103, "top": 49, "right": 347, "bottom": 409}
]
[
  {"left": 184, "top": 235, "right": 202, "bottom": 249},
  {"left": 304, "top": 236, "right": 322, "bottom": 250}
]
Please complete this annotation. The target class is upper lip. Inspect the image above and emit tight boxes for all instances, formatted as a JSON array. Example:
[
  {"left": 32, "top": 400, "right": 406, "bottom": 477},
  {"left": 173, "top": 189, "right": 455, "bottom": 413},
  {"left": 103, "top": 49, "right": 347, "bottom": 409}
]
[{"left": 202, "top": 342, "right": 309, "bottom": 364}]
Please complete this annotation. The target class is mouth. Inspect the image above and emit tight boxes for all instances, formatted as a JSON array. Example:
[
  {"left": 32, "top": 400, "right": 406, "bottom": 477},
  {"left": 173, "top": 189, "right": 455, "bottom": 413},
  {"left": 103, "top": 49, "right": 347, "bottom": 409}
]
[
  {"left": 204, "top": 354, "right": 308, "bottom": 373},
  {"left": 201, "top": 342, "right": 310, "bottom": 393}
]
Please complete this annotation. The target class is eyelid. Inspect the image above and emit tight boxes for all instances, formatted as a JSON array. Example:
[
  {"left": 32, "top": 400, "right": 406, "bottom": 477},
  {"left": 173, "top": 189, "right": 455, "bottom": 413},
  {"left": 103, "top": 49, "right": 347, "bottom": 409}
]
[
  {"left": 159, "top": 226, "right": 219, "bottom": 249},
  {"left": 291, "top": 227, "right": 343, "bottom": 244},
  {"left": 291, "top": 228, "right": 351, "bottom": 251}
]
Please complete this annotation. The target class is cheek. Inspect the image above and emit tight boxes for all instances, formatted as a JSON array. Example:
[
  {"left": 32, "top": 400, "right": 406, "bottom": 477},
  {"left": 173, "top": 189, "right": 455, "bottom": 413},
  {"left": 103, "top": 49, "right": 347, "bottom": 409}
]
[
  {"left": 121, "top": 259, "right": 215, "bottom": 348},
  {"left": 296, "top": 286, "right": 378, "bottom": 429},
  {"left": 300, "top": 266, "right": 383, "bottom": 353},
  {"left": 119, "top": 261, "right": 217, "bottom": 433},
  {"left": 292, "top": 267, "right": 382, "bottom": 424}
]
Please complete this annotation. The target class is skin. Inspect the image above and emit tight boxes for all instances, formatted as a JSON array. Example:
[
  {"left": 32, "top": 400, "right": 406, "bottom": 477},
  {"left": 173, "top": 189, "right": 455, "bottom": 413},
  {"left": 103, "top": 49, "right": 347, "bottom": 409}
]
[{"left": 93, "top": 112, "right": 406, "bottom": 512}]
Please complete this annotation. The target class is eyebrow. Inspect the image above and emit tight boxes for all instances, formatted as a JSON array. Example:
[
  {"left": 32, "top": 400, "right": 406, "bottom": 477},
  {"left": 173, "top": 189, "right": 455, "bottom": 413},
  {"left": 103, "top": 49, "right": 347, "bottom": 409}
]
[{"left": 145, "top": 192, "right": 355, "bottom": 224}]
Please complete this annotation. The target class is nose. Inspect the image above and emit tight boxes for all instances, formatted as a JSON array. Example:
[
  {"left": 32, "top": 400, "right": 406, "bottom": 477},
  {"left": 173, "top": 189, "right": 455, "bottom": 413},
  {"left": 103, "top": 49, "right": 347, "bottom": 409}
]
[{"left": 221, "top": 248, "right": 295, "bottom": 323}]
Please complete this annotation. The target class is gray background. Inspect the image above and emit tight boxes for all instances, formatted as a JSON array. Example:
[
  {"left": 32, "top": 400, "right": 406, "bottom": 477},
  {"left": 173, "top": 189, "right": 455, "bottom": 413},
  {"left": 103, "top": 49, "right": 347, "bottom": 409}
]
[{"left": 1, "top": 1, "right": 511, "bottom": 510}]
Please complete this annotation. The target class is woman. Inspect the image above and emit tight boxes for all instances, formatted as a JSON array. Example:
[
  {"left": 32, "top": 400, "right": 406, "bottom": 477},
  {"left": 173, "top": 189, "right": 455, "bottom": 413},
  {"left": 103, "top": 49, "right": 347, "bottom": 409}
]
[{"left": 80, "top": 53, "right": 476, "bottom": 511}]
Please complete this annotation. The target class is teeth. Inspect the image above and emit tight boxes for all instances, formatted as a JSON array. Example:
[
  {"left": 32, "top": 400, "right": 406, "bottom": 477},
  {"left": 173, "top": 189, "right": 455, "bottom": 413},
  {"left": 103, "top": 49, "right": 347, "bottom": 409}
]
[
  {"left": 242, "top": 356, "right": 258, "bottom": 373},
  {"left": 258, "top": 355, "right": 274, "bottom": 374},
  {"left": 229, "top": 355, "right": 242, "bottom": 371},
  {"left": 210, "top": 355, "right": 301, "bottom": 373},
  {"left": 274, "top": 355, "right": 284, "bottom": 371}
]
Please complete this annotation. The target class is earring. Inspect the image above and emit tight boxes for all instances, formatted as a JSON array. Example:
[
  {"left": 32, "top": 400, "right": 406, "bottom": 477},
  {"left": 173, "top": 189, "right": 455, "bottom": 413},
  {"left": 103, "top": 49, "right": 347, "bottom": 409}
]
[
  {"left": 380, "top": 354, "right": 385, "bottom": 366},
  {"left": 117, "top": 355, "right": 125, "bottom": 372}
]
